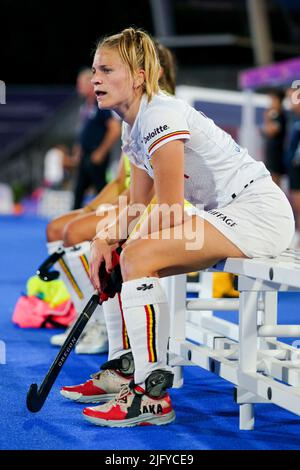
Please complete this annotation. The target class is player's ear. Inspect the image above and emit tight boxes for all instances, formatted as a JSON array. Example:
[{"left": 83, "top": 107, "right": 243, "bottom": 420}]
[{"left": 133, "top": 70, "right": 145, "bottom": 89}]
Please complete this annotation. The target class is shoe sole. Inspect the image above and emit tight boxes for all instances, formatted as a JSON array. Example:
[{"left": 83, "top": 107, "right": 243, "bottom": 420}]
[
  {"left": 75, "top": 345, "right": 108, "bottom": 355},
  {"left": 83, "top": 410, "right": 176, "bottom": 427},
  {"left": 51, "top": 328, "right": 85, "bottom": 347},
  {"left": 50, "top": 338, "right": 67, "bottom": 347},
  {"left": 60, "top": 390, "right": 116, "bottom": 403}
]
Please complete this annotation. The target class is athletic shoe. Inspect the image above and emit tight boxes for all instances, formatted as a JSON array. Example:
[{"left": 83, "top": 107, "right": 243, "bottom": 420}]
[
  {"left": 75, "top": 322, "right": 108, "bottom": 355},
  {"left": 82, "top": 383, "right": 175, "bottom": 427},
  {"left": 50, "top": 323, "right": 74, "bottom": 346},
  {"left": 50, "top": 319, "right": 107, "bottom": 352},
  {"left": 60, "top": 352, "right": 134, "bottom": 403}
]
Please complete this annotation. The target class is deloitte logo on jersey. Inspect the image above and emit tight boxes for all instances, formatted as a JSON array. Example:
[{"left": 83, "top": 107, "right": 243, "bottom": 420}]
[{"left": 143, "top": 125, "right": 170, "bottom": 144}]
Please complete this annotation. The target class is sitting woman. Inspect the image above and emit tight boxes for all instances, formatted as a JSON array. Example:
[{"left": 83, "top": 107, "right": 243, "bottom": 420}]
[{"left": 64, "top": 27, "right": 295, "bottom": 428}]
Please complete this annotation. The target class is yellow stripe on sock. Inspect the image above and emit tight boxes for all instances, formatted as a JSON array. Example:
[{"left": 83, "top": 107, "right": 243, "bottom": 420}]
[
  {"left": 80, "top": 254, "right": 90, "bottom": 278},
  {"left": 58, "top": 258, "right": 84, "bottom": 299},
  {"left": 145, "top": 304, "right": 157, "bottom": 363}
]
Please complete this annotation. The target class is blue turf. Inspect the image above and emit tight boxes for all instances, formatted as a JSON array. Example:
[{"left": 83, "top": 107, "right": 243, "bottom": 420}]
[{"left": 1, "top": 215, "right": 300, "bottom": 450}]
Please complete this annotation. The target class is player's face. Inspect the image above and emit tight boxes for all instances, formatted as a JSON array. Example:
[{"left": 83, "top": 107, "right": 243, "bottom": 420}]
[{"left": 92, "top": 47, "right": 135, "bottom": 113}]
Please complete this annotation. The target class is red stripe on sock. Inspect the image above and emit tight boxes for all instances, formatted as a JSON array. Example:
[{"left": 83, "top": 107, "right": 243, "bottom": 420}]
[{"left": 118, "top": 293, "right": 130, "bottom": 350}]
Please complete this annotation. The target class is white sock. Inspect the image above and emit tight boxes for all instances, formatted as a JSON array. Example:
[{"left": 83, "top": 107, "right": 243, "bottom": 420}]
[
  {"left": 46, "top": 240, "right": 63, "bottom": 255},
  {"left": 121, "top": 277, "right": 170, "bottom": 385},
  {"left": 46, "top": 240, "right": 75, "bottom": 299},
  {"left": 47, "top": 240, "right": 98, "bottom": 316},
  {"left": 46, "top": 240, "right": 77, "bottom": 301},
  {"left": 46, "top": 241, "right": 105, "bottom": 329},
  {"left": 92, "top": 304, "right": 105, "bottom": 324},
  {"left": 60, "top": 242, "right": 94, "bottom": 314},
  {"left": 103, "top": 294, "right": 131, "bottom": 360}
]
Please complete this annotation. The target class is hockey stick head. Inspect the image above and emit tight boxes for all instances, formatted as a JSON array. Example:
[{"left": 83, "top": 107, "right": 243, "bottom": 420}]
[
  {"left": 26, "top": 294, "right": 100, "bottom": 413},
  {"left": 36, "top": 248, "right": 65, "bottom": 282},
  {"left": 26, "top": 383, "right": 44, "bottom": 413}
]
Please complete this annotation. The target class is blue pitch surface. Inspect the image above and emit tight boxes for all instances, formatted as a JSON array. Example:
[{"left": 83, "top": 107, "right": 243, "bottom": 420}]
[{"left": 1, "top": 215, "right": 300, "bottom": 450}]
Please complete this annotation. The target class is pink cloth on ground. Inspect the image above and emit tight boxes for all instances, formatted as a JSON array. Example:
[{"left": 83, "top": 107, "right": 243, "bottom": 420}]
[{"left": 12, "top": 296, "right": 76, "bottom": 328}]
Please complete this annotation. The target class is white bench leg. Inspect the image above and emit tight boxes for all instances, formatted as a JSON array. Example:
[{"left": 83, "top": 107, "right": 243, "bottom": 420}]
[
  {"left": 262, "top": 291, "right": 278, "bottom": 348},
  {"left": 239, "top": 404, "right": 255, "bottom": 430},
  {"left": 166, "top": 274, "right": 187, "bottom": 388},
  {"left": 172, "top": 365, "right": 184, "bottom": 389},
  {"left": 238, "top": 286, "right": 259, "bottom": 430}
]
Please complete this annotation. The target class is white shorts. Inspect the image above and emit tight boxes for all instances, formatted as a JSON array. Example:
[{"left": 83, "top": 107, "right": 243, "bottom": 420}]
[{"left": 190, "top": 176, "right": 295, "bottom": 258}]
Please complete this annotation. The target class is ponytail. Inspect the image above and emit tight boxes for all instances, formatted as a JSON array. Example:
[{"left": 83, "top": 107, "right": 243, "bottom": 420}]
[{"left": 154, "top": 41, "right": 176, "bottom": 96}]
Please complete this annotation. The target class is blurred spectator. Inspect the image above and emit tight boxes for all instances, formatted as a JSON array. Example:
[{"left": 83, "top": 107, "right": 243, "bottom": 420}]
[
  {"left": 285, "top": 87, "right": 300, "bottom": 248},
  {"left": 262, "top": 89, "right": 286, "bottom": 187},
  {"left": 72, "top": 68, "right": 121, "bottom": 209},
  {"left": 44, "top": 144, "right": 72, "bottom": 188}
]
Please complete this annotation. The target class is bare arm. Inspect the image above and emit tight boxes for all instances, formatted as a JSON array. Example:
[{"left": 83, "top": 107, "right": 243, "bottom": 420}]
[
  {"left": 90, "top": 163, "right": 154, "bottom": 285},
  {"left": 128, "top": 140, "right": 185, "bottom": 241},
  {"left": 101, "top": 163, "right": 154, "bottom": 244}
]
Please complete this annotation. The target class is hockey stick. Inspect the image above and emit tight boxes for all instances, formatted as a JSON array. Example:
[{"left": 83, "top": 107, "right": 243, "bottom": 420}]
[
  {"left": 26, "top": 248, "right": 123, "bottom": 413},
  {"left": 36, "top": 247, "right": 66, "bottom": 281},
  {"left": 26, "top": 294, "right": 100, "bottom": 412}
]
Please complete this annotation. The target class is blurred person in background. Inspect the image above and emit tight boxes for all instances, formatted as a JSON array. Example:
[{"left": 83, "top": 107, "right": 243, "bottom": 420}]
[
  {"left": 43, "top": 144, "right": 76, "bottom": 188},
  {"left": 72, "top": 68, "right": 121, "bottom": 209},
  {"left": 262, "top": 89, "right": 286, "bottom": 187},
  {"left": 285, "top": 87, "right": 300, "bottom": 248}
]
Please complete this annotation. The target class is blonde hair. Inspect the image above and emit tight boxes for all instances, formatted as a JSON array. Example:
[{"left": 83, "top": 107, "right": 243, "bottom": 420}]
[
  {"left": 97, "top": 27, "right": 161, "bottom": 102},
  {"left": 155, "top": 41, "right": 176, "bottom": 96}
]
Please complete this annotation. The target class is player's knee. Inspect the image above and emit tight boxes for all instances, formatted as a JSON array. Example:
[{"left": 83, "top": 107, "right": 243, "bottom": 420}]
[
  {"left": 46, "top": 220, "right": 62, "bottom": 242},
  {"left": 120, "top": 244, "right": 138, "bottom": 281},
  {"left": 120, "top": 242, "right": 152, "bottom": 281},
  {"left": 63, "top": 222, "right": 79, "bottom": 247}
]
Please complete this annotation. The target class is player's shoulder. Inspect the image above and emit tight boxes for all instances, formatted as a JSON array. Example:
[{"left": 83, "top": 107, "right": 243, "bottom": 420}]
[
  {"left": 141, "top": 93, "right": 188, "bottom": 127},
  {"left": 145, "top": 92, "right": 186, "bottom": 113}
]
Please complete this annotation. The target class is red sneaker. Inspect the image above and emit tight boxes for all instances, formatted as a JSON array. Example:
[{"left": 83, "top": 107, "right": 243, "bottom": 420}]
[
  {"left": 83, "top": 383, "right": 175, "bottom": 427},
  {"left": 60, "top": 352, "right": 134, "bottom": 403},
  {"left": 60, "top": 369, "right": 132, "bottom": 403}
]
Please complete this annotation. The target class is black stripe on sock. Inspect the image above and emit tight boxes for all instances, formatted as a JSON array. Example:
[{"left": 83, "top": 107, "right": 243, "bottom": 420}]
[{"left": 149, "top": 304, "right": 157, "bottom": 363}]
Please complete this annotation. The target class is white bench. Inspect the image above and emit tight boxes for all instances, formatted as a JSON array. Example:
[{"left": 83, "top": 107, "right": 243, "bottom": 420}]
[{"left": 166, "top": 249, "right": 300, "bottom": 430}]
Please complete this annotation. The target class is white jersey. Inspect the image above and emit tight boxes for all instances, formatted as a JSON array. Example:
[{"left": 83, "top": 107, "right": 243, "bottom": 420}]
[{"left": 122, "top": 92, "right": 269, "bottom": 210}]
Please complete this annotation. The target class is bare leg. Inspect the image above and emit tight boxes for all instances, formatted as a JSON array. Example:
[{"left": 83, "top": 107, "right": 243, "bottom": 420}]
[
  {"left": 63, "top": 206, "right": 121, "bottom": 247},
  {"left": 63, "top": 213, "right": 101, "bottom": 246},
  {"left": 46, "top": 209, "right": 84, "bottom": 242},
  {"left": 115, "top": 215, "right": 246, "bottom": 398},
  {"left": 121, "top": 215, "right": 246, "bottom": 281}
]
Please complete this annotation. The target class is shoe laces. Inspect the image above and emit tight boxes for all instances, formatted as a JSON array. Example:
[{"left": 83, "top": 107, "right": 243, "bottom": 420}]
[
  {"left": 113, "top": 384, "right": 131, "bottom": 405},
  {"left": 91, "top": 368, "right": 118, "bottom": 381}
]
